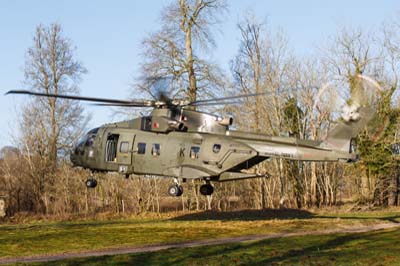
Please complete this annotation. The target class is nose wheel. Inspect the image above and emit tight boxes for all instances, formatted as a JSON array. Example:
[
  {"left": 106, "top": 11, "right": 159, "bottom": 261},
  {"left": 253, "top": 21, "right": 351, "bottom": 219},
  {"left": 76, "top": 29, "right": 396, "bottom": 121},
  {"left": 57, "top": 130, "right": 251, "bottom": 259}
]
[
  {"left": 200, "top": 183, "right": 214, "bottom": 196},
  {"left": 85, "top": 178, "right": 97, "bottom": 188}
]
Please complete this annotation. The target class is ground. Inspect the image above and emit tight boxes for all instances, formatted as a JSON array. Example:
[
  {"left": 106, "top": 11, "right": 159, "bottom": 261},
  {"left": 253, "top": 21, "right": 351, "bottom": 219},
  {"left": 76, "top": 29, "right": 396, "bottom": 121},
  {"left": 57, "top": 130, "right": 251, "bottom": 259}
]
[{"left": 1, "top": 208, "right": 400, "bottom": 265}]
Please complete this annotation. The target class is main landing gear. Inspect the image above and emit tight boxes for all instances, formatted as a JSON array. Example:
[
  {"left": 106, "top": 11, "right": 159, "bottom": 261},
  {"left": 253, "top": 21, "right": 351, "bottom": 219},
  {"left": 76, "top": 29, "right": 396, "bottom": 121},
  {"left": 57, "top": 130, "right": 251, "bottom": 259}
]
[
  {"left": 199, "top": 183, "right": 214, "bottom": 196},
  {"left": 167, "top": 178, "right": 214, "bottom": 197},
  {"left": 168, "top": 178, "right": 183, "bottom": 197}
]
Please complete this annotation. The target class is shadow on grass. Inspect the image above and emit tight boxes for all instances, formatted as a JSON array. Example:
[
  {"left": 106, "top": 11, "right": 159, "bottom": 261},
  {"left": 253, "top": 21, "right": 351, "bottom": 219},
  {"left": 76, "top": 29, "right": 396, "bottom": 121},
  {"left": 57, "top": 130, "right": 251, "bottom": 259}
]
[
  {"left": 315, "top": 214, "right": 400, "bottom": 224},
  {"left": 171, "top": 208, "right": 400, "bottom": 223},
  {"left": 259, "top": 227, "right": 400, "bottom": 265},
  {"left": 36, "top": 228, "right": 400, "bottom": 266},
  {"left": 170, "top": 208, "right": 314, "bottom": 221}
]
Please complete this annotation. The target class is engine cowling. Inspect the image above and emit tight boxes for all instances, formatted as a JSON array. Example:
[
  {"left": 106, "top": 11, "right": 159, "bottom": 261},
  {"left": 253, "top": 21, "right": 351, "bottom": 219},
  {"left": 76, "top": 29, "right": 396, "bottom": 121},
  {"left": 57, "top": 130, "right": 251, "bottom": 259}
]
[
  {"left": 167, "top": 120, "right": 185, "bottom": 131},
  {"left": 218, "top": 117, "right": 233, "bottom": 126}
]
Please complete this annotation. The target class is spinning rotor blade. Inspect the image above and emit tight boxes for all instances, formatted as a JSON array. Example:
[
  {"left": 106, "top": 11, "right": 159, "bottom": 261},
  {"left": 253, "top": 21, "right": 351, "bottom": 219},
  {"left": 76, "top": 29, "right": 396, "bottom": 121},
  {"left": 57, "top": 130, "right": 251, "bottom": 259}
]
[
  {"left": 314, "top": 75, "right": 385, "bottom": 139},
  {"left": 7, "top": 87, "right": 294, "bottom": 108},
  {"left": 351, "top": 75, "right": 383, "bottom": 107},
  {"left": 6, "top": 90, "right": 155, "bottom": 107},
  {"left": 145, "top": 76, "right": 173, "bottom": 103},
  {"left": 189, "top": 88, "right": 296, "bottom": 106},
  {"left": 92, "top": 102, "right": 164, "bottom": 107},
  {"left": 190, "top": 101, "right": 244, "bottom": 107},
  {"left": 189, "top": 91, "right": 283, "bottom": 106},
  {"left": 91, "top": 103, "right": 153, "bottom": 107}
]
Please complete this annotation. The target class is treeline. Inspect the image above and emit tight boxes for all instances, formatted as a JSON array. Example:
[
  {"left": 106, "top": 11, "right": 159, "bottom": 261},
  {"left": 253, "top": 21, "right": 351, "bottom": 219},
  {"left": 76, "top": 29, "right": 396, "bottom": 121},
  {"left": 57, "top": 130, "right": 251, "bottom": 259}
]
[{"left": 1, "top": 0, "right": 400, "bottom": 218}]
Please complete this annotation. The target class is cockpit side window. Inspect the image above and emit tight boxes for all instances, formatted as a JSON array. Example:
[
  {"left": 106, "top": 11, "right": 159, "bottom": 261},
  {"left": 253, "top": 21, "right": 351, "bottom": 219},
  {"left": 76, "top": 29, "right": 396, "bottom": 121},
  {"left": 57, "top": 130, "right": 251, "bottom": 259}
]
[
  {"left": 74, "top": 128, "right": 100, "bottom": 155},
  {"left": 85, "top": 135, "right": 96, "bottom": 147},
  {"left": 140, "top": 117, "right": 152, "bottom": 131}
]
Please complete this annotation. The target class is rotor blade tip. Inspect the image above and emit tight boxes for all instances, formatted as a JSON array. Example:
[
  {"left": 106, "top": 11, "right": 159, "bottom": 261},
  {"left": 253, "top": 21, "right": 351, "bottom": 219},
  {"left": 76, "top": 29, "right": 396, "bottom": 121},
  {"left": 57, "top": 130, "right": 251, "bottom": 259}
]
[{"left": 5, "top": 90, "right": 26, "bottom": 95}]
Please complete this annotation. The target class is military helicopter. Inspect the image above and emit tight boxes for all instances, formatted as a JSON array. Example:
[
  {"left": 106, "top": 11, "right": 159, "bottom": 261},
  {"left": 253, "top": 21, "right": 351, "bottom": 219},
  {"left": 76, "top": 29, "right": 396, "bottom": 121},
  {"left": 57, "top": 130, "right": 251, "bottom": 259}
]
[{"left": 6, "top": 75, "right": 379, "bottom": 197}]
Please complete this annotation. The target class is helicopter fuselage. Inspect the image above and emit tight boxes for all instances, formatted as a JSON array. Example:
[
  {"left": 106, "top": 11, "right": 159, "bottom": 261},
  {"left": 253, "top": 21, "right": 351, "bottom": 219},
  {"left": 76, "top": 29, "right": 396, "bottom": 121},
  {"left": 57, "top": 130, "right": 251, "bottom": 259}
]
[{"left": 70, "top": 112, "right": 357, "bottom": 182}]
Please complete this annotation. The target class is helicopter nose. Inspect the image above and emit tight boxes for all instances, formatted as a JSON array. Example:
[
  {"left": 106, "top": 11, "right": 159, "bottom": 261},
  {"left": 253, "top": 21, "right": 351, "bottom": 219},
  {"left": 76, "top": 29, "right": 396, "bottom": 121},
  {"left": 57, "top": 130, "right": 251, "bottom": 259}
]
[
  {"left": 70, "top": 152, "right": 79, "bottom": 166},
  {"left": 70, "top": 146, "right": 83, "bottom": 167},
  {"left": 70, "top": 153, "right": 78, "bottom": 166}
]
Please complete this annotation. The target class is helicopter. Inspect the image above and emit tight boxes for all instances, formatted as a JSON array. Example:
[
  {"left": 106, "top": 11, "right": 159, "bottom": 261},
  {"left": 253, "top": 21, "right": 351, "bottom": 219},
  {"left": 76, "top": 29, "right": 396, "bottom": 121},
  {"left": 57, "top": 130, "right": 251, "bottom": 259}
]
[{"left": 6, "top": 75, "right": 379, "bottom": 197}]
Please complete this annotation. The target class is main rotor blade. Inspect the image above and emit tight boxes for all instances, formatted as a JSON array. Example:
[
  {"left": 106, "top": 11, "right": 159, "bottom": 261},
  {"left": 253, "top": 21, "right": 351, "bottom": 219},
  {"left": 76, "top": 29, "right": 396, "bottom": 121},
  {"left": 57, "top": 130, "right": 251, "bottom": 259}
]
[
  {"left": 189, "top": 92, "right": 273, "bottom": 106},
  {"left": 190, "top": 101, "right": 245, "bottom": 107},
  {"left": 6, "top": 90, "right": 155, "bottom": 107},
  {"left": 190, "top": 88, "right": 299, "bottom": 106},
  {"left": 92, "top": 103, "right": 157, "bottom": 107}
]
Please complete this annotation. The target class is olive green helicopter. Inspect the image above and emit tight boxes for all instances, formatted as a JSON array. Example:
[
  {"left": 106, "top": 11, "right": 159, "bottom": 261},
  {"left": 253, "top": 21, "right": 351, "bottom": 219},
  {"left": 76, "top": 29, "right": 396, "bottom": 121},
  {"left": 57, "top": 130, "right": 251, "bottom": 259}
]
[{"left": 6, "top": 75, "right": 379, "bottom": 197}]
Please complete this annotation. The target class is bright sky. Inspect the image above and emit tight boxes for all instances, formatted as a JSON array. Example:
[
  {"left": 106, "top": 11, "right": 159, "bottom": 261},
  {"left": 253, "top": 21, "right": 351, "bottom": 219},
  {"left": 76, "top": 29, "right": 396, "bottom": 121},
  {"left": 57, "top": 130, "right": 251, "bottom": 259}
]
[{"left": 0, "top": 0, "right": 398, "bottom": 148}]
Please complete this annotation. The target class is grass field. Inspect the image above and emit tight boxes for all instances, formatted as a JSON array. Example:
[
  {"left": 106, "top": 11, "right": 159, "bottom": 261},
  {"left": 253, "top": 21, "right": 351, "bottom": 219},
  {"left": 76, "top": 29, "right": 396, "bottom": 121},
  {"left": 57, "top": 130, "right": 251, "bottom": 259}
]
[
  {"left": 1, "top": 208, "right": 400, "bottom": 265},
  {"left": 16, "top": 227, "right": 400, "bottom": 266}
]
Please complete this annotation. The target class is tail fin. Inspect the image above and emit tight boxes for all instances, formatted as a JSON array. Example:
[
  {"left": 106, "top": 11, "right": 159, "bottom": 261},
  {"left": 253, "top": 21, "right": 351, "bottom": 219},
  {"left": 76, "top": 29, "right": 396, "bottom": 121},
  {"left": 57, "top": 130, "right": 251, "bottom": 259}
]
[{"left": 322, "top": 106, "right": 374, "bottom": 152}]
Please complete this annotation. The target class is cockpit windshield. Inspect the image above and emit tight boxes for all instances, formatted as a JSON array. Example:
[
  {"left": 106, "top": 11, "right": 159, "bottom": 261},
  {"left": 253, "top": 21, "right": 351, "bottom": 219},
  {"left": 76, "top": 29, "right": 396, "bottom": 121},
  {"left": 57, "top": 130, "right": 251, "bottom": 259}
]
[
  {"left": 74, "top": 128, "right": 99, "bottom": 154},
  {"left": 87, "top": 127, "right": 100, "bottom": 135}
]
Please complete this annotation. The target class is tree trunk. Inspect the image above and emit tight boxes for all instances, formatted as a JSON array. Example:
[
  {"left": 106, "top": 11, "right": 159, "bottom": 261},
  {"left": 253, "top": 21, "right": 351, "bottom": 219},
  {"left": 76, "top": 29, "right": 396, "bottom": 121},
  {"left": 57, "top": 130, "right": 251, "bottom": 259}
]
[
  {"left": 185, "top": 26, "right": 197, "bottom": 103},
  {"left": 310, "top": 162, "right": 317, "bottom": 206}
]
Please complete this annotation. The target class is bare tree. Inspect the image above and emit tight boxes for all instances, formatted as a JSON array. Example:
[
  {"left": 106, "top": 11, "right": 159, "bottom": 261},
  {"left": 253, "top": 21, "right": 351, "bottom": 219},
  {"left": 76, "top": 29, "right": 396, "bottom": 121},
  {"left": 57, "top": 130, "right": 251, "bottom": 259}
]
[
  {"left": 231, "top": 14, "right": 300, "bottom": 209},
  {"left": 19, "top": 23, "right": 88, "bottom": 213},
  {"left": 323, "top": 25, "right": 400, "bottom": 206},
  {"left": 138, "top": 0, "right": 228, "bottom": 102},
  {"left": 23, "top": 23, "right": 88, "bottom": 163}
]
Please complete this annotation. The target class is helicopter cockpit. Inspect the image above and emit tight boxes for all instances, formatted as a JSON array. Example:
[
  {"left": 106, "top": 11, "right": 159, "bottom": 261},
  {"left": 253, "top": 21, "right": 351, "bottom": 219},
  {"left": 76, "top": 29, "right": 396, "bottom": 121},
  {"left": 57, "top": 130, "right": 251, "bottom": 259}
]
[{"left": 71, "top": 127, "right": 99, "bottom": 166}]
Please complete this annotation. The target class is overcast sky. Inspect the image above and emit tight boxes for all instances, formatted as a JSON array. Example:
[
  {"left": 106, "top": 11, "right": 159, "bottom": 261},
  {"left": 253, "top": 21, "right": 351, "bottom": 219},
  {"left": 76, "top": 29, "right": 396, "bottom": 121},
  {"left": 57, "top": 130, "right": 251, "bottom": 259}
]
[{"left": 0, "top": 0, "right": 398, "bottom": 148}]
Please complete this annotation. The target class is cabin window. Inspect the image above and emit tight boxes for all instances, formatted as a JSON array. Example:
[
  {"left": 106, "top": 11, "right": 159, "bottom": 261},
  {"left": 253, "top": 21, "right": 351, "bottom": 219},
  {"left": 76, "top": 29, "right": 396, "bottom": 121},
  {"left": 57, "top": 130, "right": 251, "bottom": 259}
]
[
  {"left": 152, "top": 144, "right": 161, "bottom": 156},
  {"left": 120, "top": 141, "right": 130, "bottom": 153},
  {"left": 190, "top": 146, "right": 200, "bottom": 159},
  {"left": 212, "top": 144, "right": 221, "bottom": 153},
  {"left": 137, "top": 143, "right": 146, "bottom": 155},
  {"left": 105, "top": 134, "right": 119, "bottom": 162}
]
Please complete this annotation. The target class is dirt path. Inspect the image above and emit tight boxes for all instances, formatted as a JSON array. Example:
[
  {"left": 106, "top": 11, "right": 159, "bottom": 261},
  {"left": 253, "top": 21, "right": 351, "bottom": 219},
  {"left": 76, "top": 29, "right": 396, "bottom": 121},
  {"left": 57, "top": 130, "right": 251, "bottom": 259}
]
[{"left": 1, "top": 222, "right": 400, "bottom": 265}]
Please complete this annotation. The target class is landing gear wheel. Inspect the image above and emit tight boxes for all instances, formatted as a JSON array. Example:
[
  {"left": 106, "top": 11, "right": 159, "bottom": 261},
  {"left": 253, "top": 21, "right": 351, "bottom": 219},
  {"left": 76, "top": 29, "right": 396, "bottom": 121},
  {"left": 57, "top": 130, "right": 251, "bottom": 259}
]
[
  {"left": 168, "top": 184, "right": 183, "bottom": 197},
  {"left": 85, "top": 178, "right": 97, "bottom": 188},
  {"left": 176, "top": 185, "right": 183, "bottom": 197},
  {"left": 200, "top": 184, "right": 214, "bottom": 196}
]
